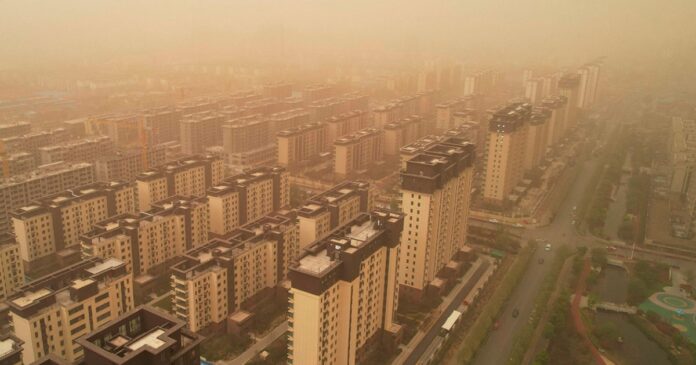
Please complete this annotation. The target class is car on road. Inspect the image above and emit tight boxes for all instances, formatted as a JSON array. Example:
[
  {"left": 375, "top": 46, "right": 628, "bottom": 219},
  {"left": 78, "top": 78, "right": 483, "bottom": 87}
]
[
  {"left": 493, "top": 321, "right": 500, "bottom": 330},
  {"left": 538, "top": 258, "right": 544, "bottom": 264},
  {"left": 513, "top": 223, "right": 523, "bottom": 228},
  {"left": 544, "top": 243, "right": 552, "bottom": 251},
  {"left": 488, "top": 218, "right": 500, "bottom": 224},
  {"left": 512, "top": 308, "right": 520, "bottom": 318}
]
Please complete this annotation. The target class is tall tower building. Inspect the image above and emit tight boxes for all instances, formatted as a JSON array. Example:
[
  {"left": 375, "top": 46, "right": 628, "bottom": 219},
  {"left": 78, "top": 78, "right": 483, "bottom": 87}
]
[
  {"left": 398, "top": 137, "right": 475, "bottom": 299},
  {"left": 288, "top": 210, "right": 404, "bottom": 365},
  {"left": 482, "top": 103, "right": 531, "bottom": 205}
]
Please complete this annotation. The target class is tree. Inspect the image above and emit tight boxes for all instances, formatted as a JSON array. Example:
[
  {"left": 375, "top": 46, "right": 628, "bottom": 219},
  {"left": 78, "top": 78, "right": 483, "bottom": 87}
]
[
  {"left": 595, "top": 322, "right": 620, "bottom": 349},
  {"left": 591, "top": 247, "right": 608, "bottom": 268}
]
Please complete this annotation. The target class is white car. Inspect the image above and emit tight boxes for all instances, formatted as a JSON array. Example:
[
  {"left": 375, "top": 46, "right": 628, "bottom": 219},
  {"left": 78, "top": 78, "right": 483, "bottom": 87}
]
[
  {"left": 489, "top": 219, "right": 500, "bottom": 224},
  {"left": 544, "top": 243, "right": 552, "bottom": 251}
]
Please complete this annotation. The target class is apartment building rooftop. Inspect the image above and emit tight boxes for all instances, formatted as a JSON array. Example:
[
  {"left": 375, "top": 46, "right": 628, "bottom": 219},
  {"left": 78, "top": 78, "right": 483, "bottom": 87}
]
[
  {"left": 488, "top": 102, "right": 532, "bottom": 132},
  {"left": 136, "top": 154, "right": 219, "bottom": 181},
  {"left": 173, "top": 210, "right": 296, "bottom": 277},
  {"left": 7, "top": 257, "right": 127, "bottom": 317},
  {"left": 0, "top": 334, "right": 22, "bottom": 364},
  {"left": 0, "top": 162, "right": 92, "bottom": 188},
  {"left": 384, "top": 115, "right": 424, "bottom": 130},
  {"left": 291, "top": 210, "right": 403, "bottom": 285},
  {"left": 277, "top": 121, "right": 325, "bottom": 136},
  {"left": 11, "top": 181, "right": 130, "bottom": 219},
  {"left": 530, "top": 107, "right": 552, "bottom": 125},
  {"left": 325, "top": 109, "right": 368, "bottom": 123},
  {"left": 334, "top": 127, "right": 382, "bottom": 145},
  {"left": 76, "top": 305, "right": 202, "bottom": 364},
  {"left": 400, "top": 135, "right": 442, "bottom": 155},
  {"left": 297, "top": 181, "right": 370, "bottom": 218}
]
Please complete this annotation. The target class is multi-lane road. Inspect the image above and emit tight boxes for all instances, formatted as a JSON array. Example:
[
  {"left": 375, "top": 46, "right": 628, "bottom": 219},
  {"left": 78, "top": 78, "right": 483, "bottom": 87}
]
[{"left": 471, "top": 153, "right": 599, "bottom": 365}]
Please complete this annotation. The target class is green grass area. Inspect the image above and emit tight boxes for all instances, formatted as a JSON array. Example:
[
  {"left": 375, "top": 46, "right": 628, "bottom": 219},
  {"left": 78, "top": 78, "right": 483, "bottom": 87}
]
[
  {"left": 454, "top": 242, "right": 536, "bottom": 364},
  {"left": 200, "top": 333, "right": 252, "bottom": 361}
]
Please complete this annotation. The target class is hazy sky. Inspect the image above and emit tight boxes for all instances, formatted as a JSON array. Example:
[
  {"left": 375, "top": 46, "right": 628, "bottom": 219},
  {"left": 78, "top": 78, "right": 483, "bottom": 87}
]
[{"left": 1, "top": 0, "right": 695, "bottom": 69}]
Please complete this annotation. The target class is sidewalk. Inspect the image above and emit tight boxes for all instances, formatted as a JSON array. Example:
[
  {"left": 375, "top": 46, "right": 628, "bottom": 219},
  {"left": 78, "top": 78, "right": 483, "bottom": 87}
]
[
  {"left": 393, "top": 256, "right": 496, "bottom": 365},
  {"left": 217, "top": 322, "right": 288, "bottom": 365}
]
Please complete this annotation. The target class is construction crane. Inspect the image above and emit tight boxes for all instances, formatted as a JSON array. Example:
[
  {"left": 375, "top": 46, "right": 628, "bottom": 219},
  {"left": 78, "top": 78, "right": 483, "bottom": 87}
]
[{"left": 94, "top": 117, "right": 154, "bottom": 170}]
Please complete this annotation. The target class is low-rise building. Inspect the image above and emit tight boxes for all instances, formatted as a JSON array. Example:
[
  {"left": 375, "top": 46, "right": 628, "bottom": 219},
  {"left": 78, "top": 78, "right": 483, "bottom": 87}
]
[{"left": 76, "top": 306, "right": 202, "bottom": 365}]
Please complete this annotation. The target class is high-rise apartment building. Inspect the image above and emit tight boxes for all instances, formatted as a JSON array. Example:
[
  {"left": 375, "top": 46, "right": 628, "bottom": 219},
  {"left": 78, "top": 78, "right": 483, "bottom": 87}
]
[
  {"left": 288, "top": 210, "right": 404, "bottom": 365},
  {"left": 0, "top": 122, "right": 32, "bottom": 138},
  {"left": 268, "top": 109, "right": 311, "bottom": 135},
  {"left": 207, "top": 166, "right": 289, "bottom": 236},
  {"left": 81, "top": 196, "right": 209, "bottom": 276},
  {"left": 38, "top": 136, "right": 114, "bottom": 165},
  {"left": 435, "top": 98, "right": 475, "bottom": 131},
  {"left": 143, "top": 107, "right": 182, "bottom": 144},
  {"left": 297, "top": 181, "right": 373, "bottom": 250},
  {"left": 94, "top": 146, "right": 167, "bottom": 182},
  {"left": 523, "top": 108, "right": 551, "bottom": 171},
  {"left": 0, "top": 234, "right": 24, "bottom": 302},
  {"left": 89, "top": 115, "right": 143, "bottom": 148},
  {"left": 136, "top": 155, "right": 224, "bottom": 211},
  {"left": 383, "top": 116, "right": 428, "bottom": 156},
  {"left": 263, "top": 82, "right": 293, "bottom": 99},
  {"left": 482, "top": 103, "right": 531, "bottom": 205},
  {"left": 398, "top": 138, "right": 475, "bottom": 298},
  {"left": 0, "top": 162, "right": 95, "bottom": 235},
  {"left": 76, "top": 306, "right": 202, "bottom": 365},
  {"left": 277, "top": 122, "right": 329, "bottom": 167},
  {"left": 2, "top": 152, "right": 35, "bottom": 177},
  {"left": 222, "top": 115, "right": 276, "bottom": 168},
  {"left": 180, "top": 112, "right": 224, "bottom": 155},
  {"left": 11, "top": 182, "right": 136, "bottom": 269},
  {"left": 558, "top": 74, "right": 581, "bottom": 129},
  {"left": 334, "top": 128, "right": 384, "bottom": 176},
  {"left": 8, "top": 258, "right": 134, "bottom": 364},
  {"left": 325, "top": 110, "right": 371, "bottom": 143},
  {"left": 171, "top": 210, "right": 297, "bottom": 332},
  {"left": 540, "top": 96, "right": 568, "bottom": 147}
]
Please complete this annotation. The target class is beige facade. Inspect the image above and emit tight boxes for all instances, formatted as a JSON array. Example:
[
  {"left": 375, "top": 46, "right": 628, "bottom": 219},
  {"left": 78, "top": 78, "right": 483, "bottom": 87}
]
[
  {"left": 325, "top": 110, "right": 371, "bottom": 143},
  {"left": 38, "top": 136, "right": 114, "bottom": 165},
  {"left": 81, "top": 196, "right": 209, "bottom": 276},
  {"left": 277, "top": 122, "right": 329, "bottom": 167},
  {"left": 10, "top": 182, "right": 136, "bottom": 266},
  {"left": 0, "top": 162, "right": 94, "bottom": 235},
  {"left": 399, "top": 138, "right": 475, "bottom": 295},
  {"left": 288, "top": 210, "right": 403, "bottom": 365},
  {"left": 483, "top": 103, "right": 531, "bottom": 204},
  {"left": 523, "top": 108, "right": 551, "bottom": 171},
  {"left": 94, "top": 146, "right": 166, "bottom": 182},
  {"left": 207, "top": 166, "right": 289, "bottom": 236},
  {"left": 383, "top": 116, "right": 428, "bottom": 156},
  {"left": 171, "top": 211, "right": 297, "bottom": 332},
  {"left": 297, "top": 181, "right": 373, "bottom": 250},
  {"left": 435, "top": 98, "right": 475, "bottom": 131},
  {"left": 8, "top": 258, "right": 134, "bottom": 364},
  {"left": 541, "top": 96, "right": 568, "bottom": 148},
  {"left": 0, "top": 235, "right": 24, "bottom": 302},
  {"left": 136, "top": 155, "right": 224, "bottom": 211},
  {"left": 180, "top": 112, "right": 224, "bottom": 155},
  {"left": 334, "top": 128, "right": 384, "bottom": 176}
]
